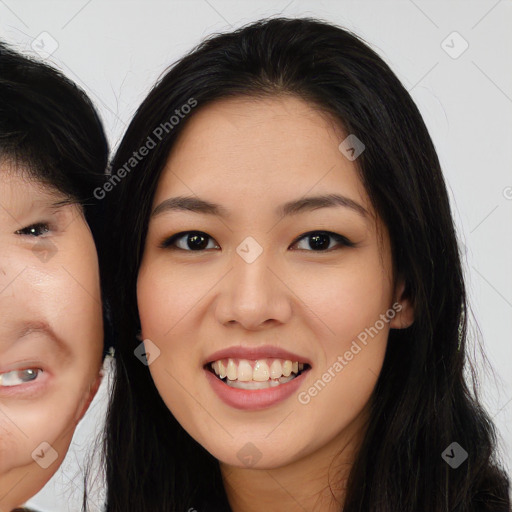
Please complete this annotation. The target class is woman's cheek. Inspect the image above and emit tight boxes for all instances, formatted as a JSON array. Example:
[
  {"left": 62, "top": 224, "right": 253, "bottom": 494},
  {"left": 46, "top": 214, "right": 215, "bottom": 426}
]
[
  {"left": 297, "top": 271, "right": 383, "bottom": 335},
  {"left": 0, "top": 420, "right": 24, "bottom": 472},
  {"left": 0, "top": 380, "right": 86, "bottom": 470},
  {"left": 0, "top": 408, "right": 61, "bottom": 473},
  {"left": 137, "top": 264, "right": 190, "bottom": 335}
]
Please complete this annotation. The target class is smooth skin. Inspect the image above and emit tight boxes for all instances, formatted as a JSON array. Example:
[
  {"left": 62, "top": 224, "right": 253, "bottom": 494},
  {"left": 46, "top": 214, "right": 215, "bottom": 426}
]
[
  {"left": 0, "top": 165, "right": 103, "bottom": 512},
  {"left": 137, "top": 95, "right": 414, "bottom": 511}
]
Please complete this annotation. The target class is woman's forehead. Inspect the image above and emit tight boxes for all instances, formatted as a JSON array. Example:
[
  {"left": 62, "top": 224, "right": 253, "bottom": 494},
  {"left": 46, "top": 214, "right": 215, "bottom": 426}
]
[
  {"left": 157, "top": 97, "right": 368, "bottom": 200},
  {"left": 0, "top": 161, "right": 70, "bottom": 202}
]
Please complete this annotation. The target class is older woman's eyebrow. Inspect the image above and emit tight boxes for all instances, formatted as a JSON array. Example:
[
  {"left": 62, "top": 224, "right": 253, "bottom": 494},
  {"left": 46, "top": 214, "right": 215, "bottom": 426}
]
[
  {"left": 1, "top": 321, "right": 72, "bottom": 361},
  {"left": 48, "top": 198, "right": 77, "bottom": 209},
  {"left": 34, "top": 192, "right": 82, "bottom": 216},
  {"left": 35, "top": 185, "right": 76, "bottom": 207},
  {"left": 151, "top": 193, "right": 369, "bottom": 220}
]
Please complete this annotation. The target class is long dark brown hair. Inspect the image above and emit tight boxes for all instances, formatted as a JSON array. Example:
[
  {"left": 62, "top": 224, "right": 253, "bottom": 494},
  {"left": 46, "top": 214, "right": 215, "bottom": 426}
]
[
  {"left": 0, "top": 40, "right": 111, "bottom": 353},
  {"left": 100, "top": 17, "right": 510, "bottom": 511}
]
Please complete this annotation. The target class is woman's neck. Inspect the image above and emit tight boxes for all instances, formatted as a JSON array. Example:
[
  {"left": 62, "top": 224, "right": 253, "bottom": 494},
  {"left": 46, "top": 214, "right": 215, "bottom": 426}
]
[{"left": 219, "top": 414, "right": 367, "bottom": 512}]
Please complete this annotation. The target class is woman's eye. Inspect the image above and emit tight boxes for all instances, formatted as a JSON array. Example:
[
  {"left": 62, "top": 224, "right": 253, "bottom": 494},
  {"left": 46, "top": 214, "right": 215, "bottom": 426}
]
[
  {"left": 160, "top": 231, "right": 220, "bottom": 251},
  {"left": 0, "top": 368, "right": 42, "bottom": 387},
  {"left": 291, "top": 231, "right": 354, "bottom": 251},
  {"left": 15, "top": 223, "right": 51, "bottom": 237},
  {"left": 160, "top": 230, "right": 353, "bottom": 252}
]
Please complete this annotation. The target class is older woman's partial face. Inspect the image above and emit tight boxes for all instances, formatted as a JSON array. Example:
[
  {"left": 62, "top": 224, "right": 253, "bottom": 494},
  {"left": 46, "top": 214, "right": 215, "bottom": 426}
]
[
  {"left": 137, "top": 96, "right": 413, "bottom": 472},
  {"left": 0, "top": 165, "right": 103, "bottom": 511}
]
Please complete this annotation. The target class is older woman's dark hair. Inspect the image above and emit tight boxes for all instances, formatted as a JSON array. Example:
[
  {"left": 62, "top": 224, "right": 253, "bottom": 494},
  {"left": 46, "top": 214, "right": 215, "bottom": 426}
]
[
  {"left": 103, "top": 17, "right": 510, "bottom": 511},
  {"left": 0, "top": 41, "right": 111, "bottom": 352}
]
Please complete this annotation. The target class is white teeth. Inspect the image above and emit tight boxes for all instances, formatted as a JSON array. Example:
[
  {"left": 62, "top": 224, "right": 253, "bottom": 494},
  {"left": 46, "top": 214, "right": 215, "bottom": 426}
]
[
  {"left": 226, "top": 373, "right": 296, "bottom": 390},
  {"left": 218, "top": 360, "right": 227, "bottom": 379},
  {"left": 209, "top": 357, "right": 307, "bottom": 383},
  {"left": 237, "top": 360, "right": 252, "bottom": 381},
  {"left": 226, "top": 359, "right": 237, "bottom": 380},
  {"left": 282, "top": 360, "right": 292, "bottom": 377},
  {"left": 269, "top": 359, "right": 282, "bottom": 379},
  {"left": 253, "top": 361, "right": 270, "bottom": 381}
]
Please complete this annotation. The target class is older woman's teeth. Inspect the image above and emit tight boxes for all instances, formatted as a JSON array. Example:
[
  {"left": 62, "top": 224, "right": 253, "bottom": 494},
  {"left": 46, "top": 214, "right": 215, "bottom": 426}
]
[{"left": 210, "top": 358, "right": 306, "bottom": 389}]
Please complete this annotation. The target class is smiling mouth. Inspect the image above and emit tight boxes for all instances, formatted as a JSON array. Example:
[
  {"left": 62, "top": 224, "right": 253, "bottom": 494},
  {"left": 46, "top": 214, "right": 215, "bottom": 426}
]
[{"left": 205, "top": 357, "right": 311, "bottom": 390}]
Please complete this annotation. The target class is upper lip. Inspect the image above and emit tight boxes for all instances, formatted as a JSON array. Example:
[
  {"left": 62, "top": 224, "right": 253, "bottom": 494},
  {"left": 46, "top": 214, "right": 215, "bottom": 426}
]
[{"left": 204, "top": 345, "right": 312, "bottom": 366}]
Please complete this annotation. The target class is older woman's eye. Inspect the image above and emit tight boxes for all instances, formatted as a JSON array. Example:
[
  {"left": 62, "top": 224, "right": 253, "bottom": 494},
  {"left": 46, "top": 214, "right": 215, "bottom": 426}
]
[
  {"left": 0, "top": 368, "right": 42, "bottom": 387},
  {"left": 291, "top": 231, "right": 355, "bottom": 251},
  {"left": 15, "top": 223, "right": 51, "bottom": 237}
]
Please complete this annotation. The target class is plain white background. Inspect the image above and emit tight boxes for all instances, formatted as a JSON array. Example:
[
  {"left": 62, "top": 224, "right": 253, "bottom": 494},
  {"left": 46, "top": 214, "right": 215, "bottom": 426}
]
[{"left": 0, "top": 1, "right": 510, "bottom": 510}]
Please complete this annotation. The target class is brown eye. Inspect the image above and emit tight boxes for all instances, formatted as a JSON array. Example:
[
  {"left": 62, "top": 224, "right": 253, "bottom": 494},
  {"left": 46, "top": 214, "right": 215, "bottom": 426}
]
[
  {"left": 160, "top": 231, "right": 220, "bottom": 251},
  {"left": 291, "top": 231, "right": 354, "bottom": 251},
  {"left": 15, "top": 223, "right": 50, "bottom": 237}
]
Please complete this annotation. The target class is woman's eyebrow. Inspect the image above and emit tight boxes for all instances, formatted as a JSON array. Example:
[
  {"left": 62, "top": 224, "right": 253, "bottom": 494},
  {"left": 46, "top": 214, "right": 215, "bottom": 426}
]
[
  {"left": 151, "top": 193, "right": 369, "bottom": 220},
  {"left": 2, "top": 321, "right": 72, "bottom": 361},
  {"left": 37, "top": 187, "right": 77, "bottom": 209},
  {"left": 49, "top": 198, "right": 76, "bottom": 209}
]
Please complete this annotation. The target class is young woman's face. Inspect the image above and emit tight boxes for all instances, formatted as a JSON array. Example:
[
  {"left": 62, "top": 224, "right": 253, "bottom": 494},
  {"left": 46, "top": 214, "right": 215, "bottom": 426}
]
[
  {"left": 0, "top": 166, "right": 103, "bottom": 510},
  {"left": 138, "top": 96, "right": 413, "bottom": 470}
]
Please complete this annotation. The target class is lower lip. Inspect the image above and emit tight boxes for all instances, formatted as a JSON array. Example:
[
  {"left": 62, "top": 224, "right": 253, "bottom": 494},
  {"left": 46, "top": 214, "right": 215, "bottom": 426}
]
[{"left": 204, "top": 367, "right": 310, "bottom": 410}]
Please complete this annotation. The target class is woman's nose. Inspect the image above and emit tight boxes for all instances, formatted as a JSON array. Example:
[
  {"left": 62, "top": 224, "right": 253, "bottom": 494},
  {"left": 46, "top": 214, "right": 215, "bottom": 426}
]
[{"left": 214, "top": 237, "right": 293, "bottom": 331}]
